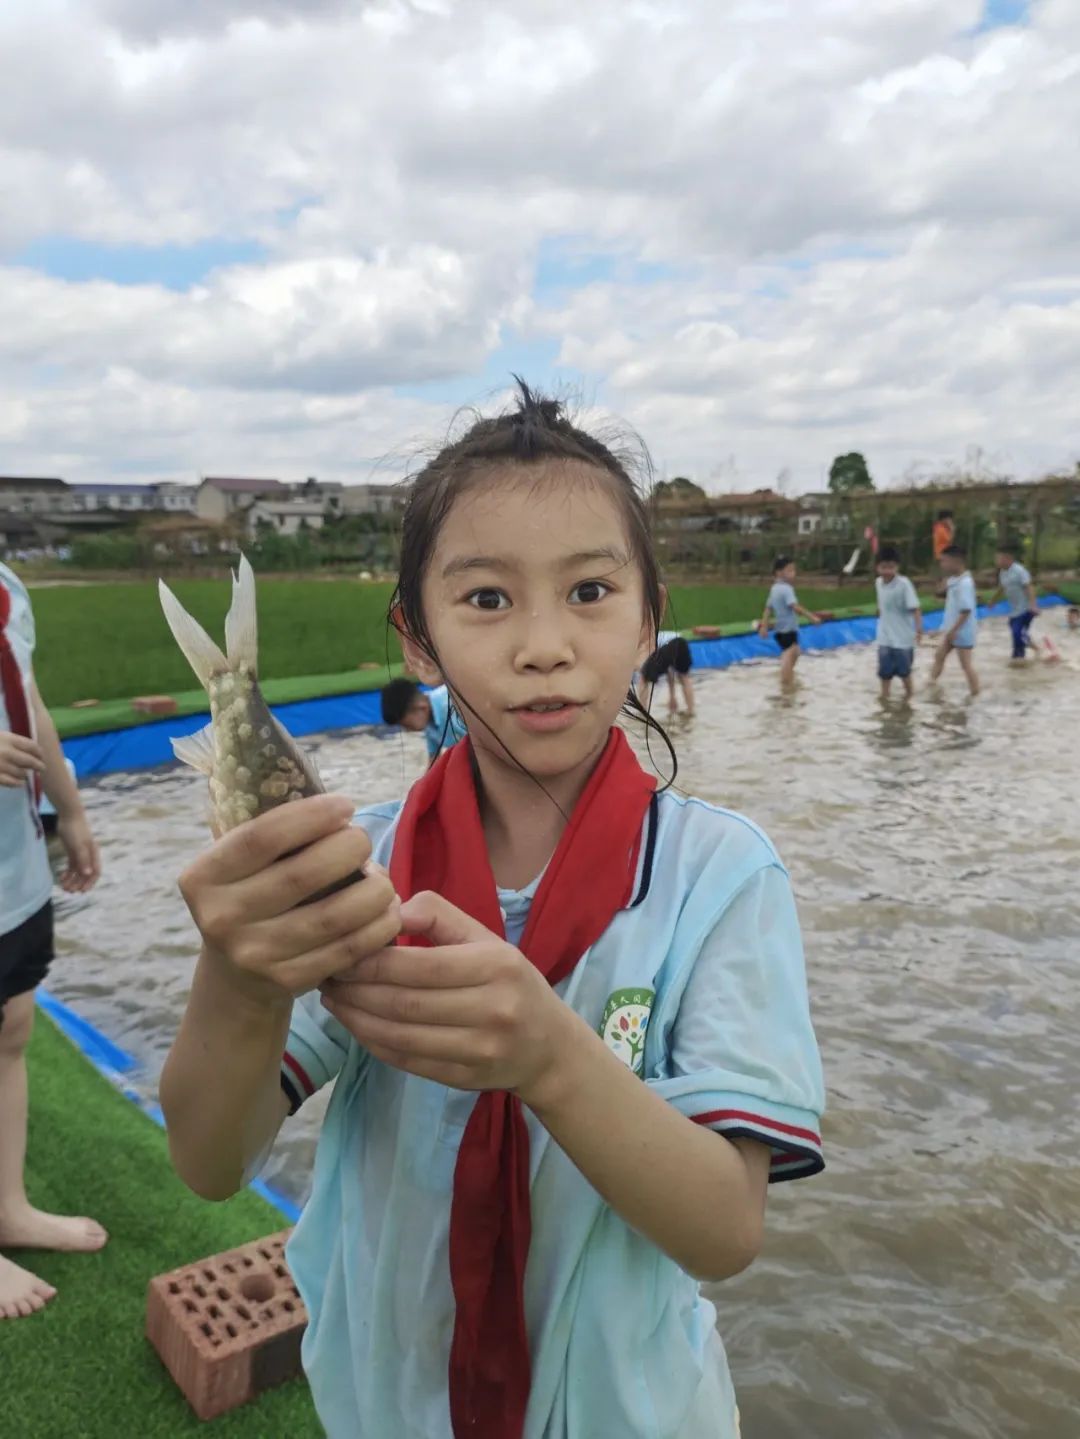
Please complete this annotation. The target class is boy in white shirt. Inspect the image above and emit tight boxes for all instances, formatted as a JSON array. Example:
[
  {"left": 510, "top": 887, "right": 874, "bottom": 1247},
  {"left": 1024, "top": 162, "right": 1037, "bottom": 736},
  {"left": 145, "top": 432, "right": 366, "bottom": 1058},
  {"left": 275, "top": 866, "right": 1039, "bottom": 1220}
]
[
  {"left": 989, "top": 543, "right": 1039, "bottom": 663},
  {"left": 1, "top": 562, "right": 104, "bottom": 1320},
  {"left": 874, "top": 545, "right": 923, "bottom": 699},
  {"left": 929, "top": 545, "right": 980, "bottom": 697}
]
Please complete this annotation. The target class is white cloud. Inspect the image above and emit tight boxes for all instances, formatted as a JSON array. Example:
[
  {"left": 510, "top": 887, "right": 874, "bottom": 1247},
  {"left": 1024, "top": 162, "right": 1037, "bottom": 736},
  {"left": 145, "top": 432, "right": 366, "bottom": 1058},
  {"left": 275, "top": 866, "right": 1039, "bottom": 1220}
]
[{"left": 0, "top": 0, "right": 1077, "bottom": 488}]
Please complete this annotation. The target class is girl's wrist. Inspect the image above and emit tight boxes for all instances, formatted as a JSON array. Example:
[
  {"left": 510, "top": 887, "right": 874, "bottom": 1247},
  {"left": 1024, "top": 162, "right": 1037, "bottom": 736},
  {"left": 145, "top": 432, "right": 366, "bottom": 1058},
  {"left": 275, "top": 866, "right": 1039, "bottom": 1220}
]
[{"left": 516, "top": 1003, "right": 599, "bottom": 1118}]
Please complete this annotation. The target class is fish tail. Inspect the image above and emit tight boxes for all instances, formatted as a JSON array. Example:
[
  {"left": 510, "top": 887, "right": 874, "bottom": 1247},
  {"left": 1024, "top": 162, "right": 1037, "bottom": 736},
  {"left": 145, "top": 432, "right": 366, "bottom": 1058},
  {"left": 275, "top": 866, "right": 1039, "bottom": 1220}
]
[
  {"left": 225, "top": 554, "right": 259, "bottom": 675},
  {"left": 158, "top": 579, "right": 228, "bottom": 689}
]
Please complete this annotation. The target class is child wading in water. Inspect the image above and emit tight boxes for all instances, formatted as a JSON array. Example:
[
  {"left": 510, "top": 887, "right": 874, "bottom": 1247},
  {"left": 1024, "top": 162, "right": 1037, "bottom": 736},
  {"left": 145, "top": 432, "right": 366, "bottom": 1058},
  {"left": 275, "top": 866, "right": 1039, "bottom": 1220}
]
[
  {"left": 874, "top": 544, "right": 923, "bottom": 700},
  {"left": 930, "top": 544, "right": 980, "bottom": 696},
  {"left": 162, "top": 386, "right": 825, "bottom": 1439},
  {"left": 758, "top": 556, "right": 821, "bottom": 686},
  {"left": 988, "top": 543, "right": 1039, "bottom": 663}
]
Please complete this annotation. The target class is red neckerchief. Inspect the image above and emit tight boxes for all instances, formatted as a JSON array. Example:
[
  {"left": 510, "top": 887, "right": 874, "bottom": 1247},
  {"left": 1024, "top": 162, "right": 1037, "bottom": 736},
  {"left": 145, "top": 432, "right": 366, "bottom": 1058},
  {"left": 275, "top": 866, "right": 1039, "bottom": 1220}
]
[
  {"left": 389, "top": 728, "right": 655, "bottom": 1439},
  {"left": 0, "top": 578, "right": 43, "bottom": 818}
]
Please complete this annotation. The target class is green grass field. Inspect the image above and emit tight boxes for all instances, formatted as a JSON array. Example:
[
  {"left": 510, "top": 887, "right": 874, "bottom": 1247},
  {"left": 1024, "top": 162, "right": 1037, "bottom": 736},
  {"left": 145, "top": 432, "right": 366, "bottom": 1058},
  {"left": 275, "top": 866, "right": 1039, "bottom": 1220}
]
[
  {"left": 8, "top": 1012, "right": 321, "bottom": 1438},
  {"left": 27, "top": 578, "right": 879, "bottom": 709}
]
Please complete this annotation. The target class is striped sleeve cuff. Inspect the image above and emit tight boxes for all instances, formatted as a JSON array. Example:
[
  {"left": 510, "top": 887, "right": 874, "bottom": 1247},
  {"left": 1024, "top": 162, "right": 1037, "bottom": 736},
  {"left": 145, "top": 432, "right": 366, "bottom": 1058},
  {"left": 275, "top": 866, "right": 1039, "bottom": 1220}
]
[
  {"left": 280, "top": 1050, "right": 316, "bottom": 1115},
  {"left": 655, "top": 1082, "right": 824, "bottom": 1182}
]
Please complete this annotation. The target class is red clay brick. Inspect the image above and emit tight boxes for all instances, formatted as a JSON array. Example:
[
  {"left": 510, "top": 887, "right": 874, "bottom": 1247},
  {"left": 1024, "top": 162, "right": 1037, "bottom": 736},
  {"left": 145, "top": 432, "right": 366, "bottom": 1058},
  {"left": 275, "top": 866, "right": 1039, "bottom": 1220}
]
[
  {"left": 132, "top": 694, "right": 178, "bottom": 716},
  {"left": 146, "top": 1230, "right": 307, "bottom": 1420}
]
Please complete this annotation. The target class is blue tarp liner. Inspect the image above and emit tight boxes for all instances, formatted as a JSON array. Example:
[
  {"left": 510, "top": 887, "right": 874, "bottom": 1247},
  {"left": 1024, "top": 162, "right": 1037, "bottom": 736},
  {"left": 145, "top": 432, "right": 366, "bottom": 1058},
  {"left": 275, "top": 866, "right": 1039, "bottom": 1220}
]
[
  {"left": 35, "top": 987, "right": 301, "bottom": 1223},
  {"left": 62, "top": 596, "right": 1068, "bottom": 780}
]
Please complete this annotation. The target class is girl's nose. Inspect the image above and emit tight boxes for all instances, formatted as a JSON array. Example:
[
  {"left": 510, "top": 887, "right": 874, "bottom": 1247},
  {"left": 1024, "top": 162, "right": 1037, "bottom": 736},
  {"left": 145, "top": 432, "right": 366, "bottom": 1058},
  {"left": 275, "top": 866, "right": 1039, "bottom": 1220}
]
[{"left": 513, "top": 610, "right": 574, "bottom": 673}]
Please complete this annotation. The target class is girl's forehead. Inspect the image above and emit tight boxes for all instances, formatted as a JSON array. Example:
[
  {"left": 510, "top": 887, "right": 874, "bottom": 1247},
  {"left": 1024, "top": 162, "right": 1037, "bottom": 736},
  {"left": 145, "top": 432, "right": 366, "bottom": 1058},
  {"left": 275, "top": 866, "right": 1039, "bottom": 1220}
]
[{"left": 432, "top": 464, "right": 631, "bottom": 562}]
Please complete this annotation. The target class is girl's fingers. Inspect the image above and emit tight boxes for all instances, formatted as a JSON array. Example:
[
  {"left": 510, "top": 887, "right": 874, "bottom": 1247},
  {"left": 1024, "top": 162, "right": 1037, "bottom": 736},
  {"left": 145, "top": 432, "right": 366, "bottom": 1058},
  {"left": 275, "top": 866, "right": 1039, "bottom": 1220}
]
[
  {"left": 188, "top": 794, "right": 356, "bottom": 888},
  {"left": 236, "top": 868, "right": 399, "bottom": 969},
  {"left": 338, "top": 942, "right": 499, "bottom": 990},
  {"left": 321, "top": 978, "right": 489, "bottom": 1028},
  {"left": 240, "top": 825, "right": 375, "bottom": 920},
  {"left": 321, "top": 1000, "right": 480, "bottom": 1065},
  {"left": 271, "top": 907, "right": 406, "bottom": 995}
]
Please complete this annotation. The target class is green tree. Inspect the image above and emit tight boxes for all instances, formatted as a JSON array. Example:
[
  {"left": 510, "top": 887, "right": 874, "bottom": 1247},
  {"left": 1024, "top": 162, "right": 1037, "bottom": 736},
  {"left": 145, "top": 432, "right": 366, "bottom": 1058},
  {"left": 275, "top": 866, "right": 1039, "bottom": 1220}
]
[
  {"left": 653, "top": 476, "right": 706, "bottom": 501},
  {"left": 828, "top": 452, "right": 875, "bottom": 495}
]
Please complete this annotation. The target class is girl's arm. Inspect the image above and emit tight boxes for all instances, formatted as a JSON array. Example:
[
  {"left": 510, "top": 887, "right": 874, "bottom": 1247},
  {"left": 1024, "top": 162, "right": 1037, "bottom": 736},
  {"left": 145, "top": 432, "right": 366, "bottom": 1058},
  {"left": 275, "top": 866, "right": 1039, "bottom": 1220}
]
[
  {"left": 795, "top": 603, "right": 820, "bottom": 622},
  {"left": 525, "top": 1017, "right": 770, "bottom": 1279},
  {"left": 30, "top": 680, "right": 100, "bottom": 890},
  {"left": 161, "top": 797, "right": 400, "bottom": 1199}
]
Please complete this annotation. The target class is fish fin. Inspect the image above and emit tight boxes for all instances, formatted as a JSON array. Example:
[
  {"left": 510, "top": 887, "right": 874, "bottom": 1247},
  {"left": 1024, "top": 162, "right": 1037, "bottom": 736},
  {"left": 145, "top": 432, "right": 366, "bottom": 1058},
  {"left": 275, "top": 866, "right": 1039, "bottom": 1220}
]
[
  {"left": 171, "top": 722, "right": 216, "bottom": 776},
  {"left": 225, "top": 554, "right": 259, "bottom": 675},
  {"left": 159, "top": 580, "right": 228, "bottom": 689}
]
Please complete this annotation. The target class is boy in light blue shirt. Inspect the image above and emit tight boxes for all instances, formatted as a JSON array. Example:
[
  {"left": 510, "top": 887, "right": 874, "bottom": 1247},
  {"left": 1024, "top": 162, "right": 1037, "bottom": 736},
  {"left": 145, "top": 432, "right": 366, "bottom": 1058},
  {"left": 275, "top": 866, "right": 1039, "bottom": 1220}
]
[
  {"left": 758, "top": 556, "right": 821, "bottom": 686},
  {"left": 379, "top": 677, "right": 467, "bottom": 766},
  {"left": 874, "top": 544, "right": 923, "bottom": 699},
  {"left": 989, "top": 543, "right": 1039, "bottom": 662},
  {"left": 929, "top": 544, "right": 980, "bottom": 696}
]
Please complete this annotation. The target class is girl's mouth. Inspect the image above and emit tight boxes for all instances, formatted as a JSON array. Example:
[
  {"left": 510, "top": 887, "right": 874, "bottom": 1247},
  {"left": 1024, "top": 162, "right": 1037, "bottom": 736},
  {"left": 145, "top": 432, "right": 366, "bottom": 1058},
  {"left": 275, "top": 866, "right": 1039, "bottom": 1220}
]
[{"left": 510, "top": 701, "right": 584, "bottom": 733}]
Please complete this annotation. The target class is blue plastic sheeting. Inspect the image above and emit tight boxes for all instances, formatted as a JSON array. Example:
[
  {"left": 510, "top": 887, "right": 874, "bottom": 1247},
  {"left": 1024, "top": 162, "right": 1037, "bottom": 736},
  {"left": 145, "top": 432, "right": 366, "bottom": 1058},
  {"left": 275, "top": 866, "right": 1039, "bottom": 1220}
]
[
  {"left": 64, "top": 685, "right": 384, "bottom": 780},
  {"left": 35, "top": 987, "right": 301, "bottom": 1224},
  {"left": 62, "top": 597, "right": 1068, "bottom": 780},
  {"left": 688, "top": 595, "right": 1067, "bottom": 670}
]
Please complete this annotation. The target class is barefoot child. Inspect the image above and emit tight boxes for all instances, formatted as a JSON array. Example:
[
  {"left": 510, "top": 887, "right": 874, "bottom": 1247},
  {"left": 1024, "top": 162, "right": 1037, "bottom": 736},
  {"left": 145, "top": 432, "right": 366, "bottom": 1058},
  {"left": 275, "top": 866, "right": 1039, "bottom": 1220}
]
[
  {"left": 161, "top": 385, "right": 825, "bottom": 1439},
  {"left": 636, "top": 630, "right": 695, "bottom": 715},
  {"left": 874, "top": 544, "right": 923, "bottom": 700},
  {"left": 1, "top": 563, "right": 104, "bottom": 1321},
  {"left": 988, "top": 543, "right": 1039, "bottom": 662},
  {"left": 930, "top": 544, "right": 980, "bottom": 696},
  {"left": 759, "top": 556, "right": 821, "bottom": 685},
  {"left": 380, "top": 677, "right": 467, "bottom": 767}
]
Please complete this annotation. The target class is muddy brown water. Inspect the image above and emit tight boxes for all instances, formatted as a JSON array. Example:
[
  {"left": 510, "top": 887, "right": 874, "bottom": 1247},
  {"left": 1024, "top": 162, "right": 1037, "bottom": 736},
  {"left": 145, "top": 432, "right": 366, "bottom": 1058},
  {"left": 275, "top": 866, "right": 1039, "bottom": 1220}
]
[{"left": 47, "top": 625, "right": 1080, "bottom": 1438}]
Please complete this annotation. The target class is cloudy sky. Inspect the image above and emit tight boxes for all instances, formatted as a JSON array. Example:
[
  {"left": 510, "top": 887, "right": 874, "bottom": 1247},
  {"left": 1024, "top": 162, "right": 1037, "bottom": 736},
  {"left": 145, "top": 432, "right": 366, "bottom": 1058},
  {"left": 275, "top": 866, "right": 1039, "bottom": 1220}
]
[{"left": 1, "top": 0, "right": 1077, "bottom": 493}]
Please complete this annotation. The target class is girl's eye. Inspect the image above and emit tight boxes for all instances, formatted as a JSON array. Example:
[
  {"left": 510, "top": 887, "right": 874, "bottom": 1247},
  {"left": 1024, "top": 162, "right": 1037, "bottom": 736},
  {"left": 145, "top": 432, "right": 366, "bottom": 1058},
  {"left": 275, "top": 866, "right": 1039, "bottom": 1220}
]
[
  {"left": 569, "top": 580, "right": 611, "bottom": 606},
  {"left": 466, "top": 588, "right": 510, "bottom": 611}
]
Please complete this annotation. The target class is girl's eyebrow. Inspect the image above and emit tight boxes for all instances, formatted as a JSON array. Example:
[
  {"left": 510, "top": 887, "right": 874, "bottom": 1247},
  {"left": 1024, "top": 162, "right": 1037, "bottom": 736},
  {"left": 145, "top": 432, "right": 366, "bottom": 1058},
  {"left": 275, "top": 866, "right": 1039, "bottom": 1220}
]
[{"left": 441, "top": 546, "right": 629, "bottom": 580}]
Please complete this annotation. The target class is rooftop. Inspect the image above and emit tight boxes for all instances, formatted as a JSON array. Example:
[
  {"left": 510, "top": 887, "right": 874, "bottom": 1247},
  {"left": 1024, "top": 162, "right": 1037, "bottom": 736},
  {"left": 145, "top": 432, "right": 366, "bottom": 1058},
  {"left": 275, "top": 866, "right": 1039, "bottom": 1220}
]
[{"left": 199, "top": 477, "right": 286, "bottom": 494}]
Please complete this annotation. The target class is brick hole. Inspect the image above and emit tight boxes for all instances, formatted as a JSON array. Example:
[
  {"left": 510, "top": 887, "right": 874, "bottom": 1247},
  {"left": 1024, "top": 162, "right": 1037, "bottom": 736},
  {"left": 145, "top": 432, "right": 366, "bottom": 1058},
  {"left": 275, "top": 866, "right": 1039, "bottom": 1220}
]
[
  {"left": 208, "top": 1305, "right": 222, "bottom": 1319},
  {"left": 199, "top": 1322, "right": 214, "bottom": 1339},
  {"left": 202, "top": 1268, "right": 216, "bottom": 1282},
  {"left": 182, "top": 1299, "right": 197, "bottom": 1313},
  {"left": 261, "top": 1308, "right": 273, "bottom": 1321},
  {"left": 234, "top": 1304, "right": 251, "bottom": 1322},
  {"left": 216, "top": 1287, "right": 230, "bottom": 1301},
  {"left": 222, "top": 1261, "right": 236, "bottom": 1274},
  {"left": 257, "top": 1247, "right": 272, "bottom": 1260},
  {"left": 168, "top": 1281, "right": 180, "bottom": 1295},
  {"left": 282, "top": 1299, "right": 295, "bottom": 1313},
  {"left": 238, "top": 1272, "right": 275, "bottom": 1304},
  {"left": 225, "top": 1322, "right": 238, "bottom": 1339},
  {"left": 273, "top": 1264, "right": 287, "bottom": 1279},
  {"left": 192, "top": 1284, "right": 206, "bottom": 1298},
  {"left": 241, "top": 1256, "right": 253, "bottom": 1268}
]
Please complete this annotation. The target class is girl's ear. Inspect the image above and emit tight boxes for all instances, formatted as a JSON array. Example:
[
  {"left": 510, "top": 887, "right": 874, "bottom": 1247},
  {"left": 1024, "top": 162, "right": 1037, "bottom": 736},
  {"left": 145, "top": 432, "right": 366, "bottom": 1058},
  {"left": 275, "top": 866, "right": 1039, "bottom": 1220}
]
[{"left": 392, "top": 604, "right": 443, "bottom": 686}]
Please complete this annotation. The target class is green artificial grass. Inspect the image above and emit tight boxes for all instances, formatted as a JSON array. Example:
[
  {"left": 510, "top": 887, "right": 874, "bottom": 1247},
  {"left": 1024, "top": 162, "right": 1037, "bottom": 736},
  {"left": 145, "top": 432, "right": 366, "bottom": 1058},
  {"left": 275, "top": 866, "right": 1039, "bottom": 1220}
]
[{"left": 7, "top": 1013, "right": 321, "bottom": 1439}]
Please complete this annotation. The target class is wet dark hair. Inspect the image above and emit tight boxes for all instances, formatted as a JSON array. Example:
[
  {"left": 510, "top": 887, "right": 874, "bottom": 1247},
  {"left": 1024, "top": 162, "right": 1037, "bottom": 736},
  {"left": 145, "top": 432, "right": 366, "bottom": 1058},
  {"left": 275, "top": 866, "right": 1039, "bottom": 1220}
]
[
  {"left": 876, "top": 543, "right": 901, "bottom": 564},
  {"left": 380, "top": 677, "right": 421, "bottom": 726},
  {"left": 1068, "top": 605, "right": 1080, "bottom": 616},
  {"left": 996, "top": 539, "right": 1018, "bottom": 557},
  {"left": 773, "top": 555, "right": 794, "bottom": 573},
  {"left": 937, "top": 510, "right": 953, "bottom": 521},
  {"left": 941, "top": 543, "right": 966, "bottom": 561},
  {"left": 388, "top": 379, "right": 675, "bottom": 784}
]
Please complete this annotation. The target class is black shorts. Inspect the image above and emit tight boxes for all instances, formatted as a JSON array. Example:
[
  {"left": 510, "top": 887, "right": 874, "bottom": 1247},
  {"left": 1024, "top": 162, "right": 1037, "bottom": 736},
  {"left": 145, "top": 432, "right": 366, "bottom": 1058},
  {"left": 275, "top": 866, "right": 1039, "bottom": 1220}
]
[
  {"left": 776, "top": 631, "right": 799, "bottom": 651},
  {"left": 641, "top": 635, "right": 693, "bottom": 684},
  {"left": 0, "top": 900, "right": 54, "bottom": 1029}
]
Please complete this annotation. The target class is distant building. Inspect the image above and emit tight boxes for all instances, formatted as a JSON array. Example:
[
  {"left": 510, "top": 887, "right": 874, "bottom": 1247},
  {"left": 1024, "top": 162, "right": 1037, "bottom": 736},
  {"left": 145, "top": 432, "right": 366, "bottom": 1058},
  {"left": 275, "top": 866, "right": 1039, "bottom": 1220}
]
[
  {"left": 338, "top": 482, "right": 406, "bottom": 516},
  {"left": 0, "top": 476, "right": 69, "bottom": 514},
  {"left": 247, "top": 500, "right": 326, "bottom": 538},
  {"left": 701, "top": 489, "right": 799, "bottom": 535},
  {"left": 151, "top": 481, "right": 197, "bottom": 513},
  {"left": 63, "top": 483, "right": 157, "bottom": 513},
  {"left": 196, "top": 477, "right": 286, "bottom": 524},
  {"left": 797, "top": 493, "right": 850, "bottom": 536},
  {"left": 295, "top": 477, "right": 344, "bottom": 512}
]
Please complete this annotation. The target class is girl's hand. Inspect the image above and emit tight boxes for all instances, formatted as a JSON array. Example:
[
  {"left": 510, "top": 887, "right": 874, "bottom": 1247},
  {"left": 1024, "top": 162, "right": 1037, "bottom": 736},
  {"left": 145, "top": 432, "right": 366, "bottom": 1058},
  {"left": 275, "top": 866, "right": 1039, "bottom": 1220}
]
[
  {"left": 0, "top": 731, "right": 45, "bottom": 787},
  {"left": 178, "top": 794, "right": 401, "bottom": 1008},
  {"left": 56, "top": 811, "right": 101, "bottom": 892},
  {"left": 320, "top": 891, "right": 573, "bottom": 1101}
]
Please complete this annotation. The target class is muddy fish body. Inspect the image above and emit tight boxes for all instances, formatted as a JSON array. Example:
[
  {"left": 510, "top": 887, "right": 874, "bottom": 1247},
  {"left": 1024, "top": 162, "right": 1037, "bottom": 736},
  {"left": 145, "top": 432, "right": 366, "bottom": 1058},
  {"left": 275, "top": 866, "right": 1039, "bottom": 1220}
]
[{"left": 159, "top": 556, "right": 325, "bottom": 833}]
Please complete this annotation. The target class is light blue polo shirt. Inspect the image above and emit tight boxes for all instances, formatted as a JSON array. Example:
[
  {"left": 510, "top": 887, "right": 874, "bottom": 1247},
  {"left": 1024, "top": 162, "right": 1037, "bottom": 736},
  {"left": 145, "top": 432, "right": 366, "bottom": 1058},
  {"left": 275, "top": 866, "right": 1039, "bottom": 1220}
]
[
  {"left": 999, "top": 562, "right": 1032, "bottom": 618},
  {"left": 943, "top": 572, "right": 977, "bottom": 648},
  {"left": 767, "top": 580, "right": 798, "bottom": 634},
  {"left": 875, "top": 575, "right": 919, "bottom": 650},
  {"left": 274, "top": 791, "right": 825, "bottom": 1439},
  {"left": 423, "top": 684, "right": 467, "bottom": 760},
  {"left": 0, "top": 563, "right": 51, "bottom": 938}
]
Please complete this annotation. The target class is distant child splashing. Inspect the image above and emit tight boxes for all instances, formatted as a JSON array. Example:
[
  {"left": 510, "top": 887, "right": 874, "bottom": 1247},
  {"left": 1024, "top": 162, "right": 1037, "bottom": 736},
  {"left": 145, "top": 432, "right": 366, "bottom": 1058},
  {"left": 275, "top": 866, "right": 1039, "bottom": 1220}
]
[{"left": 161, "top": 382, "right": 825, "bottom": 1439}]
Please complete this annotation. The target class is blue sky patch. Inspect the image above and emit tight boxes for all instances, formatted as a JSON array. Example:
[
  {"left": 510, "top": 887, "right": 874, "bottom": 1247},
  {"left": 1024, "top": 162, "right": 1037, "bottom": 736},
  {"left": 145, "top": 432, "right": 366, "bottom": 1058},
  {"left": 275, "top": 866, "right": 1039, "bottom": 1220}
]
[
  {"left": 533, "top": 237, "right": 680, "bottom": 301},
  {"left": 12, "top": 236, "right": 265, "bottom": 289},
  {"left": 975, "top": 0, "right": 1030, "bottom": 33}
]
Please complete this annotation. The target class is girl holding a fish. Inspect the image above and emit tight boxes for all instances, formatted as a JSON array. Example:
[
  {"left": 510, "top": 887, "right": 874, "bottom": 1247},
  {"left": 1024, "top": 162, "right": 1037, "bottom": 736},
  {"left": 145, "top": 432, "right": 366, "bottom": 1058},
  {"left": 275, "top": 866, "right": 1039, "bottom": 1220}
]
[{"left": 160, "top": 384, "right": 825, "bottom": 1439}]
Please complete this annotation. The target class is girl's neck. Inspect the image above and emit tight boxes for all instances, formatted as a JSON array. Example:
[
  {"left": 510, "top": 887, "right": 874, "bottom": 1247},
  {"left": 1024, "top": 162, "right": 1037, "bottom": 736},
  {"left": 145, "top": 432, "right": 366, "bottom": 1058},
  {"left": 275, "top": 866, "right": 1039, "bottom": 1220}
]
[{"left": 474, "top": 737, "right": 609, "bottom": 890}]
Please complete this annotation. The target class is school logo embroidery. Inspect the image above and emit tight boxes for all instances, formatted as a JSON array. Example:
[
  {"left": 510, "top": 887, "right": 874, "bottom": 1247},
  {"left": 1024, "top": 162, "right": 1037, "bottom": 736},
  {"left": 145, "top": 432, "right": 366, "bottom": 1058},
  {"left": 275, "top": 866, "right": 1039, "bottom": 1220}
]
[{"left": 599, "top": 988, "right": 654, "bottom": 1074}]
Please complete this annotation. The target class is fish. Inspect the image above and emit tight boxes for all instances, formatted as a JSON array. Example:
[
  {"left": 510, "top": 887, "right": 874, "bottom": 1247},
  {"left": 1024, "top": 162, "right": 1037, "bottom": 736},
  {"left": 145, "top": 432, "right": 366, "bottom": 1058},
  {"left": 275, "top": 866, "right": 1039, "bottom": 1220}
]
[{"left": 158, "top": 555, "right": 327, "bottom": 834}]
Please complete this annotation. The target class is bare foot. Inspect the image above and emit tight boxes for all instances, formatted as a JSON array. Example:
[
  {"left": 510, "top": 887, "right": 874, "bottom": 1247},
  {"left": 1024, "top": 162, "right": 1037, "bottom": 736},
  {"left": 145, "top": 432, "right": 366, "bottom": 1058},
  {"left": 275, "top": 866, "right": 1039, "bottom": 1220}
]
[
  {"left": 0, "top": 1207, "right": 108, "bottom": 1253},
  {"left": 0, "top": 1253, "right": 56, "bottom": 1320}
]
